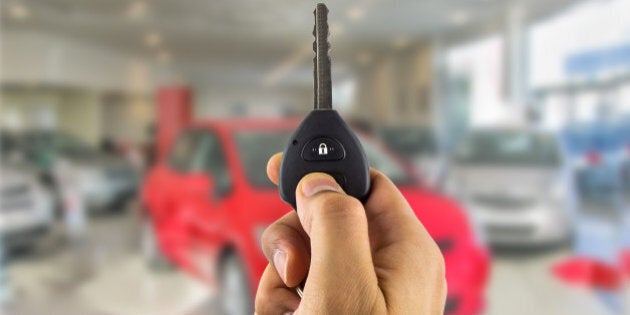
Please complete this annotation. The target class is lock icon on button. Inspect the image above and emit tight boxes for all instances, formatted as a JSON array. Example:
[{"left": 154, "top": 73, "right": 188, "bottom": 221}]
[{"left": 318, "top": 143, "right": 328, "bottom": 155}]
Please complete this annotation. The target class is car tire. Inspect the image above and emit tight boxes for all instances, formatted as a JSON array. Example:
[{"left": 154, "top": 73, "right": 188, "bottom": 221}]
[
  {"left": 141, "top": 217, "right": 172, "bottom": 271},
  {"left": 219, "top": 253, "right": 253, "bottom": 315}
]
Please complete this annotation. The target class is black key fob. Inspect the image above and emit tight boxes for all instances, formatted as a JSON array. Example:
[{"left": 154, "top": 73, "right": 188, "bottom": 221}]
[
  {"left": 279, "top": 110, "right": 370, "bottom": 209},
  {"left": 278, "top": 4, "right": 370, "bottom": 209}
]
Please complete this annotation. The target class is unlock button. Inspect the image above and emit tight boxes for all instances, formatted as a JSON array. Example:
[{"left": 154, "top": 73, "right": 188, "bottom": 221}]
[{"left": 301, "top": 137, "right": 346, "bottom": 161}]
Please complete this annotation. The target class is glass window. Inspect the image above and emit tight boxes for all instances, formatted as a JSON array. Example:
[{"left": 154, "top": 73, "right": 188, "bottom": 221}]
[
  {"left": 445, "top": 35, "right": 504, "bottom": 127},
  {"left": 168, "top": 131, "right": 200, "bottom": 172},
  {"left": 192, "top": 132, "right": 232, "bottom": 196},
  {"left": 456, "top": 130, "right": 561, "bottom": 166},
  {"left": 529, "top": 0, "right": 630, "bottom": 88},
  {"left": 0, "top": 133, "right": 17, "bottom": 157},
  {"left": 359, "top": 137, "right": 412, "bottom": 185},
  {"left": 380, "top": 126, "right": 438, "bottom": 159},
  {"left": 234, "top": 131, "right": 291, "bottom": 188}
]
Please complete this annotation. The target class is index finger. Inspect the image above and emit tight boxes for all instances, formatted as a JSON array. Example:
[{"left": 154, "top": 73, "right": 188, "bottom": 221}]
[{"left": 266, "top": 152, "right": 283, "bottom": 186}]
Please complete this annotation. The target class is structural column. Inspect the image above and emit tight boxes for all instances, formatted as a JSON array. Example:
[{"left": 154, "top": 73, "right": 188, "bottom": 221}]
[{"left": 504, "top": 3, "right": 528, "bottom": 107}]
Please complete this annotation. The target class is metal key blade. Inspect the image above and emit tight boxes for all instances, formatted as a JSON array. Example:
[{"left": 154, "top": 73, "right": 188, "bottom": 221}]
[{"left": 313, "top": 3, "right": 332, "bottom": 110}]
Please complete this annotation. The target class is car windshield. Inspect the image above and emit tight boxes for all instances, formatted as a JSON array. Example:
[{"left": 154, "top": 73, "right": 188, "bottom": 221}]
[
  {"left": 234, "top": 130, "right": 412, "bottom": 188},
  {"left": 381, "top": 127, "right": 437, "bottom": 159},
  {"left": 24, "top": 131, "right": 98, "bottom": 158},
  {"left": 0, "top": 133, "right": 17, "bottom": 157},
  {"left": 455, "top": 130, "right": 561, "bottom": 167}
]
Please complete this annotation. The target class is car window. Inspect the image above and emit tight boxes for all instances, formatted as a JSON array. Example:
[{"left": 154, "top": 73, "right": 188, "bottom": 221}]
[
  {"left": 168, "top": 131, "right": 200, "bottom": 171},
  {"left": 234, "top": 131, "right": 291, "bottom": 188},
  {"left": 381, "top": 127, "right": 438, "bottom": 159},
  {"left": 359, "top": 137, "right": 413, "bottom": 185},
  {"left": 456, "top": 130, "right": 561, "bottom": 166},
  {"left": 20, "top": 131, "right": 97, "bottom": 158},
  {"left": 0, "top": 133, "right": 16, "bottom": 157},
  {"left": 191, "top": 131, "right": 232, "bottom": 196}
]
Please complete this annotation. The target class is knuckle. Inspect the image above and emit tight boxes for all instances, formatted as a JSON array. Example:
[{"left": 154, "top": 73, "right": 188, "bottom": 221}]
[
  {"left": 260, "top": 225, "right": 279, "bottom": 255},
  {"left": 260, "top": 221, "right": 280, "bottom": 246},
  {"left": 260, "top": 221, "right": 290, "bottom": 261}
]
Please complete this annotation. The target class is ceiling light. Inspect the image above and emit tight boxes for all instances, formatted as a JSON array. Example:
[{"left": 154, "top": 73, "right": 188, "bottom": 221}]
[
  {"left": 449, "top": 9, "right": 470, "bottom": 25},
  {"left": 8, "top": 2, "right": 30, "bottom": 20},
  {"left": 157, "top": 51, "right": 171, "bottom": 63},
  {"left": 144, "top": 32, "right": 162, "bottom": 47},
  {"left": 127, "top": 1, "right": 147, "bottom": 20},
  {"left": 347, "top": 6, "right": 365, "bottom": 21}
]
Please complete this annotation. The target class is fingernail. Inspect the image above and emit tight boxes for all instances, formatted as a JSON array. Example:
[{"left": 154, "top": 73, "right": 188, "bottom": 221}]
[
  {"left": 273, "top": 250, "right": 287, "bottom": 283},
  {"left": 301, "top": 174, "right": 341, "bottom": 197},
  {"left": 284, "top": 313, "right": 293, "bottom": 315}
]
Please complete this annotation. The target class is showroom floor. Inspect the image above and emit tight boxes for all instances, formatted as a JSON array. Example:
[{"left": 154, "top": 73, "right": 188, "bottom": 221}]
[{"left": 2, "top": 205, "right": 617, "bottom": 315}]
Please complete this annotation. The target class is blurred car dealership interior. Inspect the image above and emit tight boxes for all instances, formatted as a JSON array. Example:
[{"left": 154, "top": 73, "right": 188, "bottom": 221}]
[{"left": 1, "top": 0, "right": 630, "bottom": 314}]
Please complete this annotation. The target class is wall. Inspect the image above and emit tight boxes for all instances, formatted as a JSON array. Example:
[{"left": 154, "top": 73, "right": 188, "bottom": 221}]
[
  {"left": 57, "top": 93, "right": 102, "bottom": 145},
  {"left": 1, "top": 31, "right": 155, "bottom": 93},
  {"left": 194, "top": 86, "right": 312, "bottom": 119},
  {"left": 101, "top": 94, "right": 155, "bottom": 144},
  {"left": 354, "top": 43, "right": 435, "bottom": 128},
  {"left": 1, "top": 88, "right": 102, "bottom": 145}
]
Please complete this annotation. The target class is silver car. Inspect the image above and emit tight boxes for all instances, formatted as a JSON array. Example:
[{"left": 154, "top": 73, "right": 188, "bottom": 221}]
[
  {"left": 448, "top": 128, "right": 576, "bottom": 247},
  {"left": 15, "top": 130, "right": 140, "bottom": 212},
  {"left": 0, "top": 164, "right": 55, "bottom": 250}
]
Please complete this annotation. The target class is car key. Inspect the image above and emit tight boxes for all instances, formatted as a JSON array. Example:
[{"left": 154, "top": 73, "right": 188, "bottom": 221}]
[{"left": 279, "top": 3, "right": 371, "bottom": 210}]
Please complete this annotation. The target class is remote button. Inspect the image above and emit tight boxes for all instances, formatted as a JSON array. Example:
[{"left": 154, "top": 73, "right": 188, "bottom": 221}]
[{"left": 301, "top": 137, "right": 345, "bottom": 161}]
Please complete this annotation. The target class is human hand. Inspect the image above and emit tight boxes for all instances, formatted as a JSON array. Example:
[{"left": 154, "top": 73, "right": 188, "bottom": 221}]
[{"left": 255, "top": 153, "right": 446, "bottom": 314}]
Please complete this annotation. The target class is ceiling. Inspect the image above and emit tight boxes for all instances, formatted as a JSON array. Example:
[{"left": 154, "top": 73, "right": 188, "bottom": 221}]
[{"left": 1, "top": 0, "right": 580, "bottom": 89}]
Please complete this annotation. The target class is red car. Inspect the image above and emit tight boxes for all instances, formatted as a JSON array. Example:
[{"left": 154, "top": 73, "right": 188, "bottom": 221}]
[{"left": 140, "top": 119, "right": 490, "bottom": 315}]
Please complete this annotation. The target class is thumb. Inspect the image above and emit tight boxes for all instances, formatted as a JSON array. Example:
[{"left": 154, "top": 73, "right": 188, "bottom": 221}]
[{"left": 295, "top": 173, "right": 379, "bottom": 309}]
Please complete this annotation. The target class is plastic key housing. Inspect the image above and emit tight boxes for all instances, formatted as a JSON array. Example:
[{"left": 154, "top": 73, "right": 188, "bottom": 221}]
[{"left": 279, "top": 109, "right": 371, "bottom": 209}]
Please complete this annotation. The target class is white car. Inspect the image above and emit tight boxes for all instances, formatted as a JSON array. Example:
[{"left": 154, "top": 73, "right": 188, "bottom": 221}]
[
  {"left": 448, "top": 128, "right": 576, "bottom": 247},
  {"left": 14, "top": 130, "right": 140, "bottom": 212},
  {"left": 0, "top": 164, "right": 55, "bottom": 251}
]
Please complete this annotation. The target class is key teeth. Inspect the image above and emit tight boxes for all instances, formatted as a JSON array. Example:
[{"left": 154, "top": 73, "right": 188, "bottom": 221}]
[{"left": 313, "top": 3, "right": 332, "bottom": 110}]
